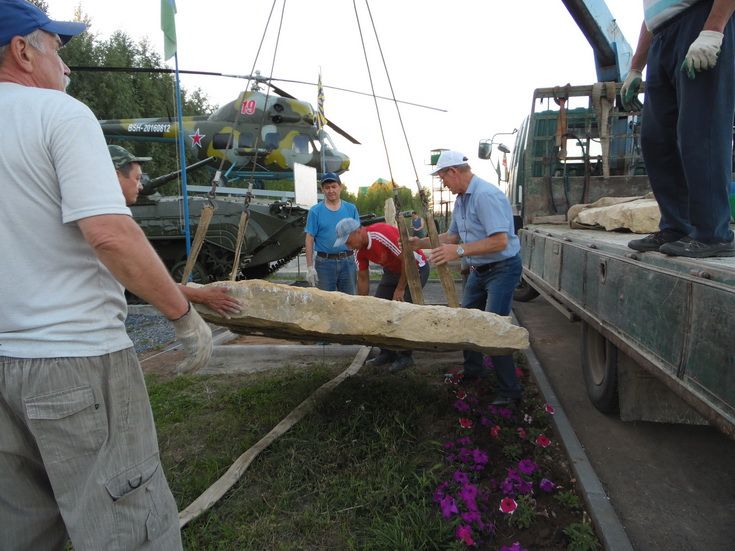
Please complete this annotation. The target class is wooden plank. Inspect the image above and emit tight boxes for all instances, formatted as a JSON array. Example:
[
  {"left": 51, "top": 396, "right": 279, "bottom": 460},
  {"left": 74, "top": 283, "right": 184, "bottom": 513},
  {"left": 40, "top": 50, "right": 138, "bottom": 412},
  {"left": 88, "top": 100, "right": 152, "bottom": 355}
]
[
  {"left": 426, "top": 211, "right": 460, "bottom": 307},
  {"left": 397, "top": 215, "right": 424, "bottom": 305}
]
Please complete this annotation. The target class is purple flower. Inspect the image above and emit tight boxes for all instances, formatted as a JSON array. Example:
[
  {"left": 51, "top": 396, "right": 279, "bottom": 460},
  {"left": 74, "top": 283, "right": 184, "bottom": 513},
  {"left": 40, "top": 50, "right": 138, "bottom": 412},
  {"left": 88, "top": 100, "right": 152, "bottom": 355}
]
[
  {"left": 501, "top": 478, "right": 515, "bottom": 495},
  {"left": 517, "top": 479, "right": 533, "bottom": 495},
  {"left": 500, "top": 543, "right": 528, "bottom": 551},
  {"left": 471, "top": 449, "right": 489, "bottom": 466},
  {"left": 461, "top": 510, "right": 481, "bottom": 523},
  {"left": 454, "top": 399, "right": 471, "bottom": 413},
  {"left": 456, "top": 436, "right": 472, "bottom": 446},
  {"left": 459, "top": 483, "right": 479, "bottom": 511},
  {"left": 517, "top": 458, "right": 537, "bottom": 475},
  {"left": 442, "top": 441, "right": 455, "bottom": 449},
  {"left": 539, "top": 478, "right": 556, "bottom": 493},
  {"left": 479, "top": 416, "right": 491, "bottom": 426},
  {"left": 439, "top": 495, "right": 459, "bottom": 519},
  {"left": 453, "top": 470, "right": 470, "bottom": 485},
  {"left": 457, "top": 447, "right": 472, "bottom": 463}
]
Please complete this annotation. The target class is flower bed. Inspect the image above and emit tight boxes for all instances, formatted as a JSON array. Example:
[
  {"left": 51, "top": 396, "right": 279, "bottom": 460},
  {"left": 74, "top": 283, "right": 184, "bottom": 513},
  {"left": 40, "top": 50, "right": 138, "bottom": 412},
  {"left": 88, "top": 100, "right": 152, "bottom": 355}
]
[{"left": 433, "top": 358, "right": 600, "bottom": 550}]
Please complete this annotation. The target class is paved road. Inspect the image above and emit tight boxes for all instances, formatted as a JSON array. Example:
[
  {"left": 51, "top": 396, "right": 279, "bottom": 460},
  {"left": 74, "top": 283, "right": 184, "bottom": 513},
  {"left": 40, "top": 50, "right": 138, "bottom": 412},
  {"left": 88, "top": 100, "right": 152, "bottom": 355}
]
[{"left": 513, "top": 298, "right": 735, "bottom": 551}]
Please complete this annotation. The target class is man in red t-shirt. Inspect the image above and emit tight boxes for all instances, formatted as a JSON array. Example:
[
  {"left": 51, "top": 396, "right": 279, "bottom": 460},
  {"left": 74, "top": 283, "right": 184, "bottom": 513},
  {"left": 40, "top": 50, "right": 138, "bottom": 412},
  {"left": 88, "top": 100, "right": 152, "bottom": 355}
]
[{"left": 333, "top": 218, "right": 430, "bottom": 372}]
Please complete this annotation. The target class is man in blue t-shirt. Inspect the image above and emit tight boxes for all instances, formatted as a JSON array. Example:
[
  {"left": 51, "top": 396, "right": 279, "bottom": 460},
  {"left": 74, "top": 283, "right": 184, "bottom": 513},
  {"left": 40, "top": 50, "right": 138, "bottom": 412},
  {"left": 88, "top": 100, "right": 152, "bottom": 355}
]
[
  {"left": 304, "top": 172, "right": 360, "bottom": 294},
  {"left": 412, "top": 151, "right": 523, "bottom": 406}
]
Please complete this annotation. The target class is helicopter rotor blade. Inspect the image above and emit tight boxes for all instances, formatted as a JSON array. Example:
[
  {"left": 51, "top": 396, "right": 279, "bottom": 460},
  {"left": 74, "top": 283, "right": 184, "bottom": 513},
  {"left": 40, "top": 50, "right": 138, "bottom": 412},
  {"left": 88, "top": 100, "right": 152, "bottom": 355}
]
[
  {"left": 267, "top": 82, "right": 361, "bottom": 145},
  {"left": 69, "top": 67, "right": 446, "bottom": 112}
]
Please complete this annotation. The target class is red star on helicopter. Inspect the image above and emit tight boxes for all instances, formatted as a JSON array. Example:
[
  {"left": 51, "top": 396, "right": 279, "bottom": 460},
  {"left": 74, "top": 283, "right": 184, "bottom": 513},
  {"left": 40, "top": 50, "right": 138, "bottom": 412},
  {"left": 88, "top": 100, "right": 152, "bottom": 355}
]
[{"left": 189, "top": 128, "right": 206, "bottom": 148}]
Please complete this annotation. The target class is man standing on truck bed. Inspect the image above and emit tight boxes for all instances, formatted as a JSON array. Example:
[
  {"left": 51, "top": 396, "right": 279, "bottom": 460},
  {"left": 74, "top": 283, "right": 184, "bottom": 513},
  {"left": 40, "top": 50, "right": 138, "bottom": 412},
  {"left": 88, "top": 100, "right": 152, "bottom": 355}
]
[
  {"left": 412, "top": 151, "right": 523, "bottom": 406},
  {"left": 623, "top": 0, "right": 735, "bottom": 258}
]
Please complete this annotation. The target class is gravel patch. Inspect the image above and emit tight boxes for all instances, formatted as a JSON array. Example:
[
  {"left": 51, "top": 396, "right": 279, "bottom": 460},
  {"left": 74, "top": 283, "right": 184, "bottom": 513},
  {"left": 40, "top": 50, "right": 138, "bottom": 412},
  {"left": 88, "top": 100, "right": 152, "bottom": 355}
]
[{"left": 125, "top": 313, "right": 175, "bottom": 354}]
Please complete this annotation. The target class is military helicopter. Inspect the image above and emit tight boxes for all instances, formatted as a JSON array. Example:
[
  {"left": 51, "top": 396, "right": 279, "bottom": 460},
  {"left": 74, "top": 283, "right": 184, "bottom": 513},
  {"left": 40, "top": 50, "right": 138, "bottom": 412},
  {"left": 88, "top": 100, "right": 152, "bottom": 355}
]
[{"left": 99, "top": 72, "right": 357, "bottom": 183}]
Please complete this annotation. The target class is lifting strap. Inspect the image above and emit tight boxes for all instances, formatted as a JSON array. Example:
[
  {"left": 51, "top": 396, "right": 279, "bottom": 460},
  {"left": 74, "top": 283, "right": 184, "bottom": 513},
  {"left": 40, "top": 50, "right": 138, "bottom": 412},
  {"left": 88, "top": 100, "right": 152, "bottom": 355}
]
[
  {"left": 180, "top": 201, "right": 215, "bottom": 284},
  {"left": 229, "top": 185, "right": 253, "bottom": 281}
]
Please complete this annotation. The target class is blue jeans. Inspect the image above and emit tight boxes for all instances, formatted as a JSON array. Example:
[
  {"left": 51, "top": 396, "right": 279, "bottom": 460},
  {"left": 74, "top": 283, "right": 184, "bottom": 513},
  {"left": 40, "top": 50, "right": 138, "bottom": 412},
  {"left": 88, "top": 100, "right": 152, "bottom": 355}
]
[
  {"left": 315, "top": 256, "right": 357, "bottom": 294},
  {"left": 461, "top": 254, "right": 522, "bottom": 398},
  {"left": 641, "top": 0, "right": 735, "bottom": 243}
]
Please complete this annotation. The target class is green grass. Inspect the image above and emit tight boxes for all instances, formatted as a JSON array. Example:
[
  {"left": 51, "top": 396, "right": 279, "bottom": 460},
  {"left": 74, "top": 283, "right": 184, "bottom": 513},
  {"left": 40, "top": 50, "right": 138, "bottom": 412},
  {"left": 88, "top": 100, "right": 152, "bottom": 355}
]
[{"left": 147, "top": 364, "right": 458, "bottom": 550}]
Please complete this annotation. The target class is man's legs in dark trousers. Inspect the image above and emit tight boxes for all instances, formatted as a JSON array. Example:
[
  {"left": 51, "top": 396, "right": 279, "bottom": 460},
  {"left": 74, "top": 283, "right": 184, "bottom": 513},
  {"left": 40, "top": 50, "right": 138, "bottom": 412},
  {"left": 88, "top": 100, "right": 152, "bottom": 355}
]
[
  {"left": 642, "top": 1, "right": 735, "bottom": 243},
  {"left": 461, "top": 256, "right": 523, "bottom": 398}
]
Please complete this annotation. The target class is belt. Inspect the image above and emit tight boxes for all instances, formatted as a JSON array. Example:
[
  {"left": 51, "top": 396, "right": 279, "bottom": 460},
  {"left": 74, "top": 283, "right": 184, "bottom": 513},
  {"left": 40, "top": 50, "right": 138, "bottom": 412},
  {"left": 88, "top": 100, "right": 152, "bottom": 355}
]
[
  {"left": 317, "top": 251, "right": 354, "bottom": 259},
  {"left": 470, "top": 263, "right": 493, "bottom": 274}
]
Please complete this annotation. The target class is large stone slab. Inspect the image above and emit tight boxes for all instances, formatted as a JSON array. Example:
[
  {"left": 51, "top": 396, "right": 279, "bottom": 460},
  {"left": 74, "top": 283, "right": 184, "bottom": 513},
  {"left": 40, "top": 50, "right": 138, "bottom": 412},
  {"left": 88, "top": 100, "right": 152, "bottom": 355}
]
[
  {"left": 569, "top": 194, "right": 661, "bottom": 234},
  {"left": 191, "top": 280, "right": 529, "bottom": 355}
]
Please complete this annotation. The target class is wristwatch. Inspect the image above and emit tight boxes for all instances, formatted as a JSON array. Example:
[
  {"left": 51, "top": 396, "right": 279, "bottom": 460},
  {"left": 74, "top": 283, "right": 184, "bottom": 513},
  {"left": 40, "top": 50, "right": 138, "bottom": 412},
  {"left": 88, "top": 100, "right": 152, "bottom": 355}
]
[{"left": 456, "top": 245, "right": 465, "bottom": 257}]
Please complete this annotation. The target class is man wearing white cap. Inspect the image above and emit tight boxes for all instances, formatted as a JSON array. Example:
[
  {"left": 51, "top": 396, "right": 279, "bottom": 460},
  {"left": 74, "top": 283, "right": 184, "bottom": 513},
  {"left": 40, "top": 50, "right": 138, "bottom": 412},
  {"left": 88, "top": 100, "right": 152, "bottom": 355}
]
[
  {"left": 411, "top": 151, "right": 522, "bottom": 405},
  {"left": 0, "top": 1, "right": 207, "bottom": 548}
]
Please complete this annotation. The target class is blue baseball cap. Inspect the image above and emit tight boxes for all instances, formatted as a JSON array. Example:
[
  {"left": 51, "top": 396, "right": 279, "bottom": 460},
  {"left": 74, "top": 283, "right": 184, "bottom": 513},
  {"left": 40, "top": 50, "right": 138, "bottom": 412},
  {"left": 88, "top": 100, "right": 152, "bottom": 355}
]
[
  {"left": 0, "top": 0, "right": 87, "bottom": 47},
  {"left": 333, "top": 218, "right": 361, "bottom": 247},
  {"left": 320, "top": 172, "right": 341, "bottom": 185}
]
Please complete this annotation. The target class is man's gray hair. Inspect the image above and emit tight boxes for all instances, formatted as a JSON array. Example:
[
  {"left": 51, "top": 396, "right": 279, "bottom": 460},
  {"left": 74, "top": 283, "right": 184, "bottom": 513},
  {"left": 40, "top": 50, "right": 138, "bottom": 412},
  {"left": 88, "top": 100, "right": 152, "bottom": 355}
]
[{"left": 0, "top": 29, "right": 49, "bottom": 65}]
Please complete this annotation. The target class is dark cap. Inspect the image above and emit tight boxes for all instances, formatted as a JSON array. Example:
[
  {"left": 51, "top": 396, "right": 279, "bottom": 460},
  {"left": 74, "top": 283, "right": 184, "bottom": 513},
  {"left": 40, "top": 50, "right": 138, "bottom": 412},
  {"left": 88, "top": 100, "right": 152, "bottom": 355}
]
[
  {"left": 108, "top": 145, "right": 152, "bottom": 169},
  {"left": 320, "top": 172, "right": 341, "bottom": 185},
  {"left": 0, "top": 0, "right": 87, "bottom": 47}
]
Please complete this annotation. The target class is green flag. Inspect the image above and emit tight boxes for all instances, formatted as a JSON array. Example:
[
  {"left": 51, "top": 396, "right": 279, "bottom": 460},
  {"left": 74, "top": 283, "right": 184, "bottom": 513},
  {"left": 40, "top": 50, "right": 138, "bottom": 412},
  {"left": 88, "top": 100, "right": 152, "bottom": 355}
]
[{"left": 161, "top": 0, "right": 177, "bottom": 60}]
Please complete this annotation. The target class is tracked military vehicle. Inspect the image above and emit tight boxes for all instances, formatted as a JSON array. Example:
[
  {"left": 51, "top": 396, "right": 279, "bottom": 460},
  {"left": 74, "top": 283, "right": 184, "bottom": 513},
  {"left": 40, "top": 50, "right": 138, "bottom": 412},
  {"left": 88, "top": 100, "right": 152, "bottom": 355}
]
[{"left": 134, "top": 166, "right": 307, "bottom": 282}]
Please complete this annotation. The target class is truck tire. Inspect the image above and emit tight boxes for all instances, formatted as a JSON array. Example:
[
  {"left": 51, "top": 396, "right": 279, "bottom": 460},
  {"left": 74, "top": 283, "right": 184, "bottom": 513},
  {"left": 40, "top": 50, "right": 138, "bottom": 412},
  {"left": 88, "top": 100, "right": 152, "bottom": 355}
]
[
  {"left": 581, "top": 322, "right": 620, "bottom": 414},
  {"left": 513, "top": 276, "right": 540, "bottom": 302}
]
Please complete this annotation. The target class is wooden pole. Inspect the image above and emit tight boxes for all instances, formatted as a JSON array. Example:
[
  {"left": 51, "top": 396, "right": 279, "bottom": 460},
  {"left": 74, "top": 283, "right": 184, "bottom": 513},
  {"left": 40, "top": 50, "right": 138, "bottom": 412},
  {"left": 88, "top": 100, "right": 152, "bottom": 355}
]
[{"left": 425, "top": 210, "right": 459, "bottom": 307}]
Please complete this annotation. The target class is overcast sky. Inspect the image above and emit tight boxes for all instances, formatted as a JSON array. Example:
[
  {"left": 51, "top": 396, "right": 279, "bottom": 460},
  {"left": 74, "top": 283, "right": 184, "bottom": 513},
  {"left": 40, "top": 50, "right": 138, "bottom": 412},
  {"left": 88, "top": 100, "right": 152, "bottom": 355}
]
[{"left": 51, "top": 0, "right": 644, "bottom": 196}]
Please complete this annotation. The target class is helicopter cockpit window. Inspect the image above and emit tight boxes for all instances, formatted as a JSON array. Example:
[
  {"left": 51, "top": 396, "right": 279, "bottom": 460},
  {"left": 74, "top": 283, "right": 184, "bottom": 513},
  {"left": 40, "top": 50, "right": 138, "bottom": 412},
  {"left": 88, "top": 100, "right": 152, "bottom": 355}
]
[
  {"left": 238, "top": 132, "right": 254, "bottom": 148},
  {"left": 261, "top": 125, "right": 280, "bottom": 150},
  {"left": 292, "top": 134, "right": 311, "bottom": 154},
  {"left": 212, "top": 133, "right": 234, "bottom": 150}
]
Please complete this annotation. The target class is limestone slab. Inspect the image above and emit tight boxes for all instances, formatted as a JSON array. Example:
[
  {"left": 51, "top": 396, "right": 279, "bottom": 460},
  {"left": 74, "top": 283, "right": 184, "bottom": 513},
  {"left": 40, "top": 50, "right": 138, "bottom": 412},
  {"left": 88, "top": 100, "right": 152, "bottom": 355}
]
[{"left": 190, "top": 280, "right": 529, "bottom": 355}]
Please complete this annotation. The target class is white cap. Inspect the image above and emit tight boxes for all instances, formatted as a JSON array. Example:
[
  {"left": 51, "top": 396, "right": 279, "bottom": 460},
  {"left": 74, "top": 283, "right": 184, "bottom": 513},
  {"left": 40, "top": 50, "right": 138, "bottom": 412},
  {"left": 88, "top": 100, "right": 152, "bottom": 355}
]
[
  {"left": 333, "top": 218, "right": 361, "bottom": 247},
  {"left": 430, "top": 150, "right": 469, "bottom": 175}
]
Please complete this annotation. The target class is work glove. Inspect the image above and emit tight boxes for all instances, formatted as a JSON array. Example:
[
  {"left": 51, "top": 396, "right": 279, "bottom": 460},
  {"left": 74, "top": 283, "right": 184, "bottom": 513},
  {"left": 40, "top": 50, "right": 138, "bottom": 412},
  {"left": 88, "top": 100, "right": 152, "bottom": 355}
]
[
  {"left": 620, "top": 69, "right": 643, "bottom": 111},
  {"left": 171, "top": 304, "right": 213, "bottom": 374},
  {"left": 306, "top": 266, "right": 318, "bottom": 287},
  {"left": 681, "top": 30, "right": 723, "bottom": 79}
]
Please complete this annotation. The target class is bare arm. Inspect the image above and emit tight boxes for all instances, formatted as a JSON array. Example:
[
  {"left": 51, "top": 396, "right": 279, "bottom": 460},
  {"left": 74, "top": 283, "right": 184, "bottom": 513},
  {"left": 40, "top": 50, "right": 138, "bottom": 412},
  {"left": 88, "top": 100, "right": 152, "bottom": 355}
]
[
  {"left": 409, "top": 232, "right": 459, "bottom": 250},
  {"left": 77, "top": 214, "right": 188, "bottom": 320},
  {"left": 305, "top": 233, "right": 315, "bottom": 267},
  {"left": 430, "top": 233, "right": 509, "bottom": 266},
  {"left": 357, "top": 269, "right": 370, "bottom": 296},
  {"left": 703, "top": 0, "right": 735, "bottom": 32},
  {"left": 393, "top": 268, "right": 408, "bottom": 302},
  {"left": 180, "top": 285, "right": 243, "bottom": 318},
  {"left": 631, "top": 20, "right": 653, "bottom": 71}
]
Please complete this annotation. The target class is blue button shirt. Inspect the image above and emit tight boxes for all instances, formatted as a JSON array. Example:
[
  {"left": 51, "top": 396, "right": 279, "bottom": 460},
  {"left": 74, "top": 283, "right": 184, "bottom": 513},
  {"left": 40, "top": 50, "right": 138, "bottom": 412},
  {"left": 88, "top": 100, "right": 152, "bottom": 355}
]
[{"left": 448, "top": 175, "right": 520, "bottom": 264}]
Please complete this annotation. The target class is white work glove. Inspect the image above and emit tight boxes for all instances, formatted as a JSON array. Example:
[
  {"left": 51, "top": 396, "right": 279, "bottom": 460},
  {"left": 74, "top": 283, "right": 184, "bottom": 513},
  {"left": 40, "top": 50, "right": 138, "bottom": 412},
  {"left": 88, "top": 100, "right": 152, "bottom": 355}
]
[
  {"left": 682, "top": 30, "right": 723, "bottom": 78},
  {"left": 171, "top": 304, "right": 213, "bottom": 374},
  {"left": 306, "top": 266, "right": 318, "bottom": 287},
  {"left": 620, "top": 69, "right": 643, "bottom": 111}
]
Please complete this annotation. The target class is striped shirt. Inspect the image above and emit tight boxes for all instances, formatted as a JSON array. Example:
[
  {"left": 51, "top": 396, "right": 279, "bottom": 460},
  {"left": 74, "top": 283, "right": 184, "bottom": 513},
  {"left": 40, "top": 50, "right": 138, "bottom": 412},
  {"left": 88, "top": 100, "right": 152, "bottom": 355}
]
[
  {"left": 644, "top": 0, "right": 701, "bottom": 30},
  {"left": 356, "top": 223, "right": 427, "bottom": 273}
]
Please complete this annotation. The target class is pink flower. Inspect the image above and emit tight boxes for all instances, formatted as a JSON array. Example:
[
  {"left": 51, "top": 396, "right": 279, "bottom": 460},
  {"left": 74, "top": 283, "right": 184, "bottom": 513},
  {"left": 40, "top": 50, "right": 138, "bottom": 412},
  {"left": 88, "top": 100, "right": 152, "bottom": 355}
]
[
  {"left": 535, "top": 434, "right": 552, "bottom": 448},
  {"left": 490, "top": 425, "right": 501, "bottom": 438},
  {"left": 455, "top": 389, "right": 467, "bottom": 400},
  {"left": 515, "top": 367, "right": 524, "bottom": 378},
  {"left": 517, "top": 427, "right": 526, "bottom": 439},
  {"left": 545, "top": 403, "right": 555, "bottom": 414},
  {"left": 456, "top": 524, "right": 475, "bottom": 546},
  {"left": 499, "top": 497, "right": 518, "bottom": 514},
  {"left": 459, "top": 418, "right": 474, "bottom": 429}
]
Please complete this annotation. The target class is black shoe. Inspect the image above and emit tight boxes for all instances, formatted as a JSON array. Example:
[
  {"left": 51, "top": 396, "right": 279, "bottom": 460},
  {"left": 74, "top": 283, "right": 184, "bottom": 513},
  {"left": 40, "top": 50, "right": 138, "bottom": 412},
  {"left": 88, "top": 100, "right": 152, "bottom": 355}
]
[
  {"left": 490, "top": 395, "right": 522, "bottom": 407},
  {"left": 659, "top": 236, "right": 735, "bottom": 258},
  {"left": 365, "top": 351, "right": 395, "bottom": 367},
  {"left": 388, "top": 355, "right": 414, "bottom": 373},
  {"left": 628, "top": 230, "right": 683, "bottom": 252}
]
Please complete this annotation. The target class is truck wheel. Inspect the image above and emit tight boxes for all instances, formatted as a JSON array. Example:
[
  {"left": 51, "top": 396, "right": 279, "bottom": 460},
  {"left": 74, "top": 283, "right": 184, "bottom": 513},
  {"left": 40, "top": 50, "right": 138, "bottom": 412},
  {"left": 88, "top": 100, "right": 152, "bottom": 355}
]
[
  {"left": 513, "top": 277, "right": 540, "bottom": 302},
  {"left": 581, "top": 322, "right": 620, "bottom": 414}
]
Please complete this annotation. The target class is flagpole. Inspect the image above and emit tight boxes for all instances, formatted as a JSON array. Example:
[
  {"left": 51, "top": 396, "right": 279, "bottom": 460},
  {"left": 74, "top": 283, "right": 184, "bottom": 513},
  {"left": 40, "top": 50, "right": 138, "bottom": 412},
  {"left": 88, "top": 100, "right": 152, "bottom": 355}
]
[{"left": 173, "top": 51, "right": 192, "bottom": 256}]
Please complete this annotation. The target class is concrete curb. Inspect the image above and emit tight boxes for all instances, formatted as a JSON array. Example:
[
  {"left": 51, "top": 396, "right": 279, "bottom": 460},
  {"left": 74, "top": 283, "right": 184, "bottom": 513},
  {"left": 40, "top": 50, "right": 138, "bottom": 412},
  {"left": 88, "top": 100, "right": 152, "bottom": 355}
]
[{"left": 512, "top": 312, "right": 634, "bottom": 551}]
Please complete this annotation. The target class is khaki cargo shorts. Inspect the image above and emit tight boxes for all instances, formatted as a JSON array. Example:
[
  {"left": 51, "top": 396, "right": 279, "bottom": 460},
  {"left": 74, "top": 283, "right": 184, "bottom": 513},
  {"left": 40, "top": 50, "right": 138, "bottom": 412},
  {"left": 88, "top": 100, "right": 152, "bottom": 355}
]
[{"left": 0, "top": 348, "right": 182, "bottom": 551}]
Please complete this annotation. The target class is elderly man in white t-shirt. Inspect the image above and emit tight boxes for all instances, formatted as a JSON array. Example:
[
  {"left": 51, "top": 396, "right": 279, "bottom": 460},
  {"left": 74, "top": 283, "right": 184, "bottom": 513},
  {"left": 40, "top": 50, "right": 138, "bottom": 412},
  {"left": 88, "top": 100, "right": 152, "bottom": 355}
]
[{"left": 0, "top": 2, "right": 211, "bottom": 549}]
